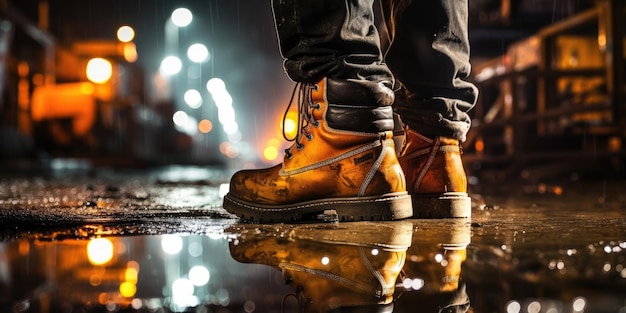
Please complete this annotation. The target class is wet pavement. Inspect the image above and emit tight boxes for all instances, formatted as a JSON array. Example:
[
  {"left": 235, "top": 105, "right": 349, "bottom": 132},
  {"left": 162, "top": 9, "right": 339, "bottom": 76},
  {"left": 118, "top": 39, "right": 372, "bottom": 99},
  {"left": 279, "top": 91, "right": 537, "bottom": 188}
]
[{"left": 0, "top": 165, "right": 625, "bottom": 313}]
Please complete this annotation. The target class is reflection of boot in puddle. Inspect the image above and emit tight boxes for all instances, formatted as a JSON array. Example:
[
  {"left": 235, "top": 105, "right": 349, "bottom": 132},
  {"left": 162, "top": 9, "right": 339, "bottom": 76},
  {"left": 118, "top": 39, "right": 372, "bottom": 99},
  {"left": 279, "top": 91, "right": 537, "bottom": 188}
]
[
  {"left": 227, "top": 221, "right": 413, "bottom": 313},
  {"left": 396, "top": 220, "right": 471, "bottom": 312}
]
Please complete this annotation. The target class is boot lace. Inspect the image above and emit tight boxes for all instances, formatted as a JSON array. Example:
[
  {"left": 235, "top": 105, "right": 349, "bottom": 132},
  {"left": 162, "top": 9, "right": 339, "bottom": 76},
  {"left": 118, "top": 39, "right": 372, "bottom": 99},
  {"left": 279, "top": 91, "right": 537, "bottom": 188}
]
[
  {"left": 282, "top": 83, "right": 321, "bottom": 160},
  {"left": 282, "top": 286, "right": 306, "bottom": 313}
]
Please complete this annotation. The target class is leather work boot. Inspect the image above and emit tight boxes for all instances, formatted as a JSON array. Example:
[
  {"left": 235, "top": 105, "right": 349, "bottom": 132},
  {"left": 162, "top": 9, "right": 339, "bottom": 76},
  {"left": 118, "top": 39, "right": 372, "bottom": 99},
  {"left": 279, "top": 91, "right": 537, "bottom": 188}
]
[
  {"left": 226, "top": 221, "right": 413, "bottom": 313},
  {"left": 393, "top": 115, "right": 471, "bottom": 218},
  {"left": 395, "top": 219, "right": 471, "bottom": 312},
  {"left": 223, "top": 78, "right": 412, "bottom": 223}
]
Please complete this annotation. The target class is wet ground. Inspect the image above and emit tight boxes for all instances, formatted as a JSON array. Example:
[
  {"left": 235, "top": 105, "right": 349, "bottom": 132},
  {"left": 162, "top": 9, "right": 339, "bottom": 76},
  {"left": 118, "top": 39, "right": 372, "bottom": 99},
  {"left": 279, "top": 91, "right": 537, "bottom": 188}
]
[{"left": 0, "top": 165, "right": 625, "bottom": 313}]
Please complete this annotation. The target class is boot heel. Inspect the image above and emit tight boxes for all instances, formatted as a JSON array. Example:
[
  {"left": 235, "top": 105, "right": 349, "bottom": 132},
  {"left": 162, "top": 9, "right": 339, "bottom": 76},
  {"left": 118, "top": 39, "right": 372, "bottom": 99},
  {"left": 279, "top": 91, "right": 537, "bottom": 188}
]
[{"left": 411, "top": 193, "right": 471, "bottom": 218}]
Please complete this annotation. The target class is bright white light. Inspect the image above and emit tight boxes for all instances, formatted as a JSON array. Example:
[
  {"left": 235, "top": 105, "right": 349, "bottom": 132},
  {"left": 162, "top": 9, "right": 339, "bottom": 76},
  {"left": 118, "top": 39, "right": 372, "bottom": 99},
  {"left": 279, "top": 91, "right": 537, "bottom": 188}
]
[
  {"left": 173, "top": 111, "right": 189, "bottom": 126},
  {"left": 206, "top": 78, "right": 226, "bottom": 93},
  {"left": 187, "top": 43, "right": 209, "bottom": 63},
  {"left": 506, "top": 301, "right": 521, "bottom": 313},
  {"left": 572, "top": 297, "right": 586, "bottom": 312},
  {"left": 371, "top": 249, "right": 379, "bottom": 256},
  {"left": 172, "top": 279, "right": 193, "bottom": 296},
  {"left": 223, "top": 122, "right": 239, "bottom": 135},
  {"left": 219, "top": 184, "right": 229, "bottom": 197},
  {"left": 528, "top": 301, "right": 541, "bottom": 313},
  {"left": 184, "top": 89, "right": 203, "bottom": 109},
  {"left": 401, "top": 277, "right": 424, "bottom": 291},
  {"left": 434, "top": 253, "right": 444, "bottom": 263},
  {"left": 87, "top": 238, "right": 114, "bottom": 265},
  {"left": 161, "top": 235, "right": 183, "bottom": 255},
  {"left": 117, "top": 26, "right": 135, "bottom": 42},
  {"left": 160, "top": 56, "right": 182, "bottom": 76},
  {"left": 189, "top": 266, "right": 210, "bottom": 286},
  {"left": 86, "top": 58, "right": 113, "bottom": 84},
  {"left": 218, "top": 106, "right": 235, "bottom": 124},
  {"left": 171, "top": 8, "right": 192, "bottom": 27},
  {"left": 321, "top": 257, "right": 329, "bottom": 265},
  {"left": 172, "top": 110, "right": 199, "bottom": 135}
]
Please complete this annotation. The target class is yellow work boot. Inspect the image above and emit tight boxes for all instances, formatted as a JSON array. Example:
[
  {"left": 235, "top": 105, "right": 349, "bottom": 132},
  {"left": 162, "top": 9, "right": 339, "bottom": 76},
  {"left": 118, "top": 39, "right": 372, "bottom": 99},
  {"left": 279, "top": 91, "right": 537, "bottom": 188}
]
[
  {"left": 393, "top": 114, "right": 471, "bottom": 218},
  {"left": 223, "top": 78, "right": 412, "bottom": 223},
  {"left": 227, "top": 221, "right": 413, "bottom": 313},
  {"left": 395, "top": 219, "right": 471, "bottom": 311}
]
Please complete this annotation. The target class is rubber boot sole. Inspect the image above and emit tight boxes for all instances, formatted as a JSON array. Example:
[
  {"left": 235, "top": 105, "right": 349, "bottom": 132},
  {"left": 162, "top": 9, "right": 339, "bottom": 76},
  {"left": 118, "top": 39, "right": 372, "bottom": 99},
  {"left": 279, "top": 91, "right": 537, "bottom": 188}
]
[
  {"left": 411, "top": 192, "right": 471, "bottom": 219},
  {"left": 223, "top": 192, "right": 413, "bottom": 223}
]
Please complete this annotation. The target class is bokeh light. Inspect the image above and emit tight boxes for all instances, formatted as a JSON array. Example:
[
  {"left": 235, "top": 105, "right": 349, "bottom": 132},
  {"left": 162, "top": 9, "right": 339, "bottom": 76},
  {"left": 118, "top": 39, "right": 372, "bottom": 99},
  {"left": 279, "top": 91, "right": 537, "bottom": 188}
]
[
  {"left": 87, "top": 238, "right": 114, "bottom": 265},
  {"left": 86, "top": 58, "right": 113, "bottom": 84},
  {"left": 171, "top": 8, "right": 193, "bottom": 27},
  {"left": 187, "top": 43, "right": 209, "bottom": 63},
  {"left": 184, "top": 89, "right": 203, "bottom": 109},
  {"left": 160, "top": 56, "right": 182, "bottom": 76},
  {"left": 117, "top": 25, "right": 135, "bottom": 42}
]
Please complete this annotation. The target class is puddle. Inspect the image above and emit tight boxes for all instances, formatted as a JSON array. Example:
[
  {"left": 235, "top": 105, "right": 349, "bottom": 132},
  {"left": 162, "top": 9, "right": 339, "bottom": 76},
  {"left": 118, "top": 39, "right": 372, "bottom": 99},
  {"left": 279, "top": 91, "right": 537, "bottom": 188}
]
[{"left": 1, "top": 217, "right": 625, "bottom": 313}]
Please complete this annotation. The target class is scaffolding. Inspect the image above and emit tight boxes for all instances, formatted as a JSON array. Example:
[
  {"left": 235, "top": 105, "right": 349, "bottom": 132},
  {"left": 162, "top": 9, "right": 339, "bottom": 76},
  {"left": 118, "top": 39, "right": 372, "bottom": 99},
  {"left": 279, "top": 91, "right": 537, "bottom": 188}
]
[{"left": 465, "top": 0, "right": 625, "bottom": 180}]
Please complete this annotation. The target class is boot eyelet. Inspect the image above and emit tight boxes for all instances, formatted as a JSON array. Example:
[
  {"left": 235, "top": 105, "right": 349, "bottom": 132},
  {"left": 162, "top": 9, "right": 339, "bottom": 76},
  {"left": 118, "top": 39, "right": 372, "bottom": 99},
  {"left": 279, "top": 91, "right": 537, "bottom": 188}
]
[
  {"left": 313, "top": 84, "right": 319, "bottom": 91},
  {"left": 306, "top": 134, "right": 313, "bottom": 141},
  {"left": 314, "top": 103, "right": 321, "bottom": 110},
  {"left": 284, "top": 149, "right": 293, "bottom": 159},
  {"left": 296, "top": 143, "right": 304, "bottom": 151},
  {"left": 313, "top": 121, "right": 320, "bottom": 128}
]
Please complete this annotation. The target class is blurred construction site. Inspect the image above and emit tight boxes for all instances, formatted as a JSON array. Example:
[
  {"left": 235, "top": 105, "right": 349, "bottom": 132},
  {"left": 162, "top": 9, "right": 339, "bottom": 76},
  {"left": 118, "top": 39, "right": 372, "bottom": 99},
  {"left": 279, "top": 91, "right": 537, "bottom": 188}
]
[{"left": 0, "top": 0, "right": 624, "bottom": 184}]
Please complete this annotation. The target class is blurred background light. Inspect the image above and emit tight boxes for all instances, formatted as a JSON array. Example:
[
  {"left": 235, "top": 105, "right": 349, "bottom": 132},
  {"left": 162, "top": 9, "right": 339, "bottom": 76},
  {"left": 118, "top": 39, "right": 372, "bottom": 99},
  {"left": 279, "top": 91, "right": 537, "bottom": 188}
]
[
  {"left": 116, "top": 25, "right": 135, "bottom": 42},
  {"left": 161, "top": 235, "right": 183, "bottom": 255},
  {"left": 188, "top": 266, "right": 210, "bottom": 286},
  {"left": 171, "top": 8, "right": 193, "bottom": 27},
  {"left": 187, "top": 43, "right": 209, "bottom": 63},
  {"left": 184, "top": 89, "right": 203, "bottom": 109},
  {"left": 86, "top": 58, "right": 113, "bottom": 84},
  {"left": 160, "top": 56, "right": 182, "bottom": 76},
  {"left": 87, "top": 238, "right": 114, "bottom": 265}
]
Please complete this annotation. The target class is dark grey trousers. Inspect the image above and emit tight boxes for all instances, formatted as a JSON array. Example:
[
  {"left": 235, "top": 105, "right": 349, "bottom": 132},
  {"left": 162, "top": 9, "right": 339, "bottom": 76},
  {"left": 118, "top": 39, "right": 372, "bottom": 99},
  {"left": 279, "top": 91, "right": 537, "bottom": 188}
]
[{"left": 272, "top": 0, "right": 478, "bottom": 141}]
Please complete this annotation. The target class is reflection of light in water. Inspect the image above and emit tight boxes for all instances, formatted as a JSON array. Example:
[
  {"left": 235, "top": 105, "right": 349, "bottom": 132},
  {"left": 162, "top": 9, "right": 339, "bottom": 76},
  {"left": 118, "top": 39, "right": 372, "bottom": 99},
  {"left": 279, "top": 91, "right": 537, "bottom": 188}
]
[
  {"left": 162, "top": 235, "right": 183, "bottom": 255},
  {"left": 131, "top": 299, "right": 143, "bottom": 310},
  {"left": 244, "top": 300, "right": 256, "bottom": 313},
  {"left": 506, "top": 301, "right": 521, "bottom": 313},
  {"left": 527, "top": 301, "right": 541, "bottom": 313},
  {"left": 87, "top": 238, "right": 114, "bottom": 265},
  {"left": 125, "top": 267, "right": 139, "bottom": 283},
  {"left": 402, "top": 277, "right": 424, "bottom": 291},
  {"left": 172, "top": 278, "right": 198, "bottom": 309},
  {"left": 119, "top": 281, "right": 137, "bottom": 298},
  {"left": 189, "top": 266, "right": 210, "bottom": 286},
  {"left": 572, "top": 297, "right": 586, "bottom": 312},
  {"left": 188, "top": 242, "right": 203, "bottom": 257}
]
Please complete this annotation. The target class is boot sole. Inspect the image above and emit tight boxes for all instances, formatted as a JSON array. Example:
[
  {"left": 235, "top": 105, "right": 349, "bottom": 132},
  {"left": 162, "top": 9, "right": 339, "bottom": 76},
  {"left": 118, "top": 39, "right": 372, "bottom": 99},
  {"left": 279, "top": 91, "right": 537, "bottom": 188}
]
[
  {"left": 223, "top": 192, "right": 413, "bottom": 223},
  {"left": 411, "top": 192, "right": 471, "bottom": 219}
]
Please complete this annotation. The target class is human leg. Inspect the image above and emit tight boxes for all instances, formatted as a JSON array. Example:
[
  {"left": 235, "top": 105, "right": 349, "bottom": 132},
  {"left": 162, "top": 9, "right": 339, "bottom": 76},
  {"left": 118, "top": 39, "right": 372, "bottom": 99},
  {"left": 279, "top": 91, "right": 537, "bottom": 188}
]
[
  {"left": 222, "top": 0, "right": 412, "bottom": 223},
  {"left": 381, "top": 0, "right": 478, "bottom": 218}
]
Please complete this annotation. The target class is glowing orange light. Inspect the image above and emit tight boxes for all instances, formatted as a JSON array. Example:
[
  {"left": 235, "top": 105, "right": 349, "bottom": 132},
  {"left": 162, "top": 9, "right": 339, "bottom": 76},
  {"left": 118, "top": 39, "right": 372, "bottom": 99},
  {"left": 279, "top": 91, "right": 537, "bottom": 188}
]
[
  {"left": 125, "top": 267, "right": 139, "bottom": 283},
  {"left": 282, "top": 111, "right": 298, "bottom": 140},
  {"left": 475, "top": 139, "right": 484, "bottom": 152},
  {"left": 198, "top": 119, "right": 213, "bottom": 133},
  {"left": 553, "top": 186, "right": 563, "bottom": 196},
  {"left": 123, "top": 42, "right": 138, "bottom": 63}
]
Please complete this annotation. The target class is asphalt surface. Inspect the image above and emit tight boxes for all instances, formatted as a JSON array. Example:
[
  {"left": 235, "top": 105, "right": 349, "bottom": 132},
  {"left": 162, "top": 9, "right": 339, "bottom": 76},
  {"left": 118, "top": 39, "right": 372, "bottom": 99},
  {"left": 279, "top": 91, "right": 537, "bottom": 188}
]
[{"left": 0, "top": 165, "right": 625, "bottom": 312}]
